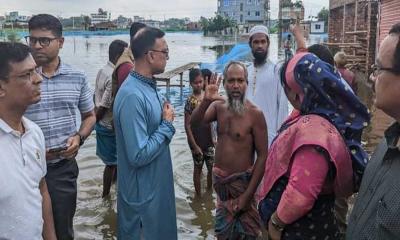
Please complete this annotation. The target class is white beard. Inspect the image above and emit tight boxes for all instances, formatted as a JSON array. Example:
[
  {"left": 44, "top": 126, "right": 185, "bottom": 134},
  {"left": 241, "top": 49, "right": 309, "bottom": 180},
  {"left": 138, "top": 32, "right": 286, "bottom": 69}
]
[{"left": 227, "top": 95, "right": 246, "bottom": 115}]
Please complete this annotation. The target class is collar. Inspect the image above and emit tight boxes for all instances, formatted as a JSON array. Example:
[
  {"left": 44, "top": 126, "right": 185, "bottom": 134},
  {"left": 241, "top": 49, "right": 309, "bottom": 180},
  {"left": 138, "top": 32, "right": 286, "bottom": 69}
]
[
  {"left": 384, "top": 122, "right": 400, "bottom": 149},
  {"left": 131, "top": 71, "right": 157, "bottom": 89},
  {"left": 107, "top": 61, "right": 115, "bottom": 68},
  {"left": 0, "top": 117, "right": 31, "bottom": 136},
  {"left": 0, "top": 118, "right": 13, "bottom": 134},
  {"left": 37, "top": 57, "right": 69, "bottom": 78}
]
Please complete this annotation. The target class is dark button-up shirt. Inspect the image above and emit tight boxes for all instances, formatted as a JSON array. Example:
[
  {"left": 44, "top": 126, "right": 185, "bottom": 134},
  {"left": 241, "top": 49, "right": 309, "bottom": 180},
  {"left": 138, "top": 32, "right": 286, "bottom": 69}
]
[{"left": 347, "top": 122, "right": 400, "bottom": 240}]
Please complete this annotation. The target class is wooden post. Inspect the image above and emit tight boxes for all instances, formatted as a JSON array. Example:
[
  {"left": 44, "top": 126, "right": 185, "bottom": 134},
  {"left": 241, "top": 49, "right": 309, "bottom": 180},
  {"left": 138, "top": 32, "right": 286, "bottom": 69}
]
[
  {"left": 166, "top": 78, "right": 171, "bottom": 99},
  {"left": 343, "top": 3, "right": 346, "bottom": 44},
  {"left": 179, "top": 72, "right": 183, "bottom": 89},
  {"left": 354, "top": 0, "right": 358, "bottom": 57},
  {"left": 179, "top": 72, "right": 184, "bottom": 100}
]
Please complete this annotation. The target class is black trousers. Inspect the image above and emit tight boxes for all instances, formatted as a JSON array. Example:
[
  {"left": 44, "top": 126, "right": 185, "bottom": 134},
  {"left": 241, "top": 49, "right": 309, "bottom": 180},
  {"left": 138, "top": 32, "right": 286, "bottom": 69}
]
[{"left": 46, "top": 158, "right": 79, "bottom": 240}]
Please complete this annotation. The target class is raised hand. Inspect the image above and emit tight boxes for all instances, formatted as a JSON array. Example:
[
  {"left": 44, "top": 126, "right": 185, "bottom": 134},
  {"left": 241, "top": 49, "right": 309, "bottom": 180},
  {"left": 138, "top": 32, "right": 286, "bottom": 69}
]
[
  {"left": 289, "top": 21, "right": 302, "bottom": 36},
  {"left": 289, "top": 19, "right": 307, "bottom": 50},
  {"left": 204, "top": 73, "right": 224, "bottom": 102}
]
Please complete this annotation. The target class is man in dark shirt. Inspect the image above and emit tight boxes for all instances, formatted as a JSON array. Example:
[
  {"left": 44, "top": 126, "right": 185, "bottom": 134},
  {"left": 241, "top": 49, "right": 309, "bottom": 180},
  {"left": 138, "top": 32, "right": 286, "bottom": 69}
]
[{"left": 347, "top": 22, "right": 400, "bottom": 240}]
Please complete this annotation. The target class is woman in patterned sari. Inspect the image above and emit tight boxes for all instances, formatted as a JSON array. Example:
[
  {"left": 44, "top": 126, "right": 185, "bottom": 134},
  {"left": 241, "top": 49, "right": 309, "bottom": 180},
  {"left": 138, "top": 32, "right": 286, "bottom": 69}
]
[{"left": 257, "top": 52, "right": 370, "bottom": 240}]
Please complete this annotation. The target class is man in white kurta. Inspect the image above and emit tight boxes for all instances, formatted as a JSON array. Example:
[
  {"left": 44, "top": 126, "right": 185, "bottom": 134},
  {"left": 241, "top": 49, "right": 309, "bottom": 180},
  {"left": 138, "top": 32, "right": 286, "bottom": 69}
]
[{"left": 246, "top": 25, "right": 289, "bottom": 146}]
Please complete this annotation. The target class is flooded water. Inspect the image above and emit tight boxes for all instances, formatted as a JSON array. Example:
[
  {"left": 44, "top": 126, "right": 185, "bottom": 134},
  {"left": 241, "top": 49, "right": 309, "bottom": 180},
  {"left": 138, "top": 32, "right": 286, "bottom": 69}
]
[{"left": 57, "top": 32, "right": 391, "bottom": 239}]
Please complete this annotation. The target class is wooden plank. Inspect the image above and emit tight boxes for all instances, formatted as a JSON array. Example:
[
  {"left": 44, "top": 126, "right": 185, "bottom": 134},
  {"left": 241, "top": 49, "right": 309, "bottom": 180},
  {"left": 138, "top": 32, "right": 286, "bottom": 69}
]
[
  {"left": 345, "top": 31, "right": 368, "bottom": 35},
  {"left": 155, "top": 62, "right": 200, "bottom": 80},
  {"left": 158, "top": 84, "right": 186, "bottom": 87},
  {"left": 324, "top": 42, "right": 361, "bottom": 46},
  {"left": 179, "top": 72, "right": 183, "bottom": 89}
]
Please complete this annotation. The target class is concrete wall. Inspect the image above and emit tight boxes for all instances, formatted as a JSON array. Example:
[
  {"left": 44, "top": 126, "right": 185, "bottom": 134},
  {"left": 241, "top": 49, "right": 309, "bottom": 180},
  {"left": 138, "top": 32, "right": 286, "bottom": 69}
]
[
  {"left": 217, "top": 0, "right": 267, "bottom": 24},
  {"left": 311, "top": 21, "right": 325, "bottom": 34}
]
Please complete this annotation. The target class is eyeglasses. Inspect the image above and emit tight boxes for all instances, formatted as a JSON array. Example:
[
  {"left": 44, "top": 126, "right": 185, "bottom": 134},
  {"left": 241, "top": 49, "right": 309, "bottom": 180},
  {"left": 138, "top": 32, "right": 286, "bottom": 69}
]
[
  {"left": 371, "top": 64, "right": 397, "bottom": 77},
  {"left": 25, "top": 36, "right": 59, "bottom": 47},
  {"left": 148, "top": 49, "right": 169, "bottom": 58},
  {"left": 2, "top": 68, "right": 40, "bottom": 82}
]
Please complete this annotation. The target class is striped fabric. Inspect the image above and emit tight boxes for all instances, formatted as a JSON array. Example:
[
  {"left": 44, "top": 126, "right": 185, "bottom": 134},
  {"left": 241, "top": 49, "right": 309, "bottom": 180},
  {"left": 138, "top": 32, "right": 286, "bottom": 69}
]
[{"left": 25, "top": 60, "right": 94, "bottom": 163}]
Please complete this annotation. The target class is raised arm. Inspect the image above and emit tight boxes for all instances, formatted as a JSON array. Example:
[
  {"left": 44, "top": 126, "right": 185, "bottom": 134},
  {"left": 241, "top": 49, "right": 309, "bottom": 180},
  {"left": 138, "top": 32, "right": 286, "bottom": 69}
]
[
  {"left": 191, "top": 73, "right": 224, "bottom": 126},
  {"left": 290, "top": 22, "right": 307, "bottom": 52}
]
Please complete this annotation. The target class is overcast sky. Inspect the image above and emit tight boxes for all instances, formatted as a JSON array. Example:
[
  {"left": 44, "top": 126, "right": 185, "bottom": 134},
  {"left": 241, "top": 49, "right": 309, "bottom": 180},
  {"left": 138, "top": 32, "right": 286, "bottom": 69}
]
[{"left": 0, "top": 0, "right": 329, "bottom": 21}]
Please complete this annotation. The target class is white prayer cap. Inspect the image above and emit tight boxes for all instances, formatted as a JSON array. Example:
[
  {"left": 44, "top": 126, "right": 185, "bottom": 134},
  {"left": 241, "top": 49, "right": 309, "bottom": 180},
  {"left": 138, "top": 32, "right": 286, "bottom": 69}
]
[{"left": 249, "top": 25, "right": 269, "bottom": 39}]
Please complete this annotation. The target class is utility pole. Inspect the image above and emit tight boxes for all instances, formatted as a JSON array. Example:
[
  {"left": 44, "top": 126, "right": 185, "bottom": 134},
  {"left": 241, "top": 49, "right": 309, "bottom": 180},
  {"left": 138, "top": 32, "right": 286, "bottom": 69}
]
[{"left": 278, "top": 0, "right": 282, "bottom": 49}]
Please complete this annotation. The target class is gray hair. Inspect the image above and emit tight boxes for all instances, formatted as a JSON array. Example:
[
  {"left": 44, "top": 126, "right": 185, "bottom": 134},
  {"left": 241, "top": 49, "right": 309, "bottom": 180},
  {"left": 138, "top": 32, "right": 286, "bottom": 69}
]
[{"left": 223, "top": 61, "right": 248, "bottom": 84}]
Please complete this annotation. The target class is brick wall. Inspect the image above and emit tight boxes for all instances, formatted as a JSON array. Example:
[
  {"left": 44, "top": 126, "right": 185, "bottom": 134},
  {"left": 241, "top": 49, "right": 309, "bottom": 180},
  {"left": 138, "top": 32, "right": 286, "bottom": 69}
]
[
  {"left": 328, "top": 0, "right": 378, "bottom": 73},
  {"left": 328, "top": 2, "right": 356, "bottom": 44}
]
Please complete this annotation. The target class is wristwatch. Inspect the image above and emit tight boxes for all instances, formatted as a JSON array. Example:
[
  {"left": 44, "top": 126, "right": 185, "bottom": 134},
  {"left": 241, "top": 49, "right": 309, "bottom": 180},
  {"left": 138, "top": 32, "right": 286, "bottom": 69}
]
[
  {"left": 270, "top": 213, "right": 285, "bottom": 232},
  {"left": 76, "top": 132, "right": 85, "bottom": 146}
]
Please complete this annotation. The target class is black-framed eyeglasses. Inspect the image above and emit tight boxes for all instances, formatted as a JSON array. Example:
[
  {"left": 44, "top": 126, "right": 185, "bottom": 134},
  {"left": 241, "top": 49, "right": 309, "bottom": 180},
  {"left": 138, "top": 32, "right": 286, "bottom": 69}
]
[
  {"left": 371, "top": 64, "right": 397, "bottom": 77},
  {"left": 25, "top": 36, "right": 59, "bottom": 47},
  {"left": 148, "top": 49, "right": 169, "bottom": 58}
]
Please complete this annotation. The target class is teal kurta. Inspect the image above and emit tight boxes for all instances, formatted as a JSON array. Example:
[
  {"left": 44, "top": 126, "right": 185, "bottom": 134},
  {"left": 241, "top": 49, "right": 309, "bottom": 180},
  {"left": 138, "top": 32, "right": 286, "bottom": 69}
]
[{"left": 113, "top": 71, "right": 177, "bottom": 239}]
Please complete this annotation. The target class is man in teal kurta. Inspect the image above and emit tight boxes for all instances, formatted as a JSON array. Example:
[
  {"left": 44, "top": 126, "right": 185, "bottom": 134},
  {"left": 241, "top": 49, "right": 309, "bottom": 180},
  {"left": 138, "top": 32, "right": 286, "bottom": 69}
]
[{"left": 113, "top": 27, "right": 177, "bottom": 239}]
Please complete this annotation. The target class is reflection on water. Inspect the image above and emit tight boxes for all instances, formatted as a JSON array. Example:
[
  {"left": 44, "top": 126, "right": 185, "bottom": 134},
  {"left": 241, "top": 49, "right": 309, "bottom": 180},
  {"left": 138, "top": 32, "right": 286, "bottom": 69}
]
[{"left": 58, "top": 32, "right": 391, "bottom": 239}]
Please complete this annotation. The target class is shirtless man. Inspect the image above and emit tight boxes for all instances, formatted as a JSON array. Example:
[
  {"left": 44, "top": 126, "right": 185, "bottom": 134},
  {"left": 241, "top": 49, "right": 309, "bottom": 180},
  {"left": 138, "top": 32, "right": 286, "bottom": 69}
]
[{"left": 191, "top": 61, "right": 268, "bottom": 239}]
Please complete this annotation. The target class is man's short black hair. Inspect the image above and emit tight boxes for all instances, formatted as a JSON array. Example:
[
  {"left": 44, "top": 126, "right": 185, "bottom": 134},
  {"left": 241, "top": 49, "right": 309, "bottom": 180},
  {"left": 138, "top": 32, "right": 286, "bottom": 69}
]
[
  {"left": 0, "top": 42, "right": 31, "bottom": 81},
  {"left": 109, "top": 40, "right": 128, "bottom": 64},
  {"left": 189, "top": 68, "right": 202, "bottom": 83},
  {"left": 131, "top": 27, "right": 165, "bottom": 59},
  {"left": 28, "top": 14, "right": 63, "bottom": 37},
  {"left": 307, "top": 44, "right": 334, "bottom": 66},
  {"left": 389, "top": 23, "right": 400, "bottom": 75},
  {"left": 130, "top": 22, "right": 147, "bottom": 40}
]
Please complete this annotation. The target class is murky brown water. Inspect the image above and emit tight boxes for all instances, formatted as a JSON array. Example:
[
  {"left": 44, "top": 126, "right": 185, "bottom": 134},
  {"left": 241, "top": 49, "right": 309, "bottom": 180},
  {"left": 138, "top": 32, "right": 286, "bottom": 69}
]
[{"left": 57, "top": 32, "right": 390, "bottom": 239}]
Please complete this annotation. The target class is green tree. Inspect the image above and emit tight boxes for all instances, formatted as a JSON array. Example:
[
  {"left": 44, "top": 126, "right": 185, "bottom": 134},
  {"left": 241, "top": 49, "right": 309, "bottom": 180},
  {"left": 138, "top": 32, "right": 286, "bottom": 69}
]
[
  {"left": 200, "top": 14, "right": 236, "bottom": 35},
  {"left": 83, "top": 15, "right": 91, "bottom": 30},
  {"left": 281, "top": 0, "right": 303, "bottom": 8},
  {"left": 281, "top": 0, "right": 292, "bottom": 8},
  {"left": 317, "top": 7, "right": 329, "bottom": 24},
  {"left": 7, "top": 31, "right": 20, "bottom": 42},
  {"left": 200, "top": 17, "right": 209, "bottom": 35}
]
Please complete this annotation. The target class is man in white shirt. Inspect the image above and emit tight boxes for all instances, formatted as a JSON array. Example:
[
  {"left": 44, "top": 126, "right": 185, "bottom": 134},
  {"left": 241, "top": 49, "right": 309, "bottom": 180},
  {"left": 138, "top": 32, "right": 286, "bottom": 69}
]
[
  {"left": 246, "top": 25, "right": 289, "bottom": 146},
  {"left": 0, "top": 42, "right": 56, "bottom": 240},
  {"left": 94, "top": 39, "right": 127, "bottom": 198}
]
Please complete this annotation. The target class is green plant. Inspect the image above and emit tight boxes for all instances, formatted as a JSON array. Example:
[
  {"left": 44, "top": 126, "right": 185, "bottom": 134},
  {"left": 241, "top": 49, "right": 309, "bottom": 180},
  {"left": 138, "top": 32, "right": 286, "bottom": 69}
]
[
  {"left": 200, "top": 14, "right": 237, "bottom": 35},
  {"left": 7, "top": 31, "right": 20, "bottom": 42},
  {"left": 317, "top": 7, "right": 329, "bottom": 24}
]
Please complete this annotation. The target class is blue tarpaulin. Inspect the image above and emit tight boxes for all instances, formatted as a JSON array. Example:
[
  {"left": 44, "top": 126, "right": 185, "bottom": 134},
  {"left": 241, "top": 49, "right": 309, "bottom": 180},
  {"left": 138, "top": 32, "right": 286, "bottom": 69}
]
[{"left": 201, "top": 43, "right": 251, "bottom": 73}]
